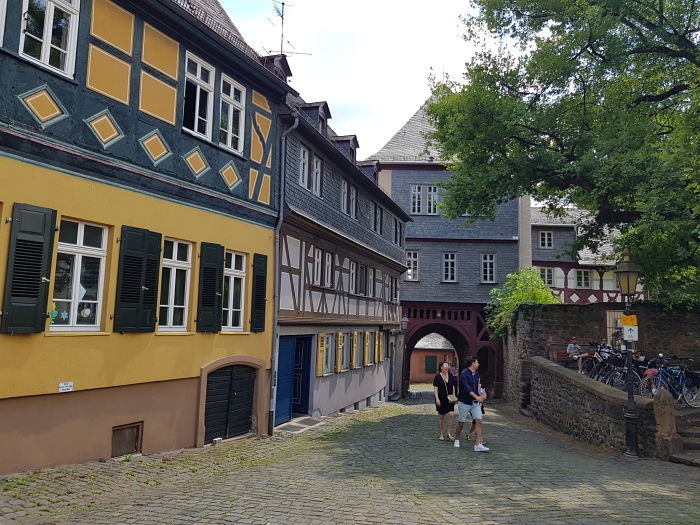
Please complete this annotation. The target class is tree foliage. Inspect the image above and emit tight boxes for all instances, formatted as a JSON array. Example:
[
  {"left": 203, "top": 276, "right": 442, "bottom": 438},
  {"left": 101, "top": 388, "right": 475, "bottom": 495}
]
[
  {"left": 485, "top": 267, "right": 560, "bottom": 337},
  {"left": 426, "top": 0, "right": 699, "bottom": 306}
]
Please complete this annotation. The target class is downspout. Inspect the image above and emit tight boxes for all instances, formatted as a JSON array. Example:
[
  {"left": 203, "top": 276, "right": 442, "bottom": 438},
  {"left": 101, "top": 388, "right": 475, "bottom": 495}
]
[{"left": 268, "top": 113, "right": 300, "bottom": 435}]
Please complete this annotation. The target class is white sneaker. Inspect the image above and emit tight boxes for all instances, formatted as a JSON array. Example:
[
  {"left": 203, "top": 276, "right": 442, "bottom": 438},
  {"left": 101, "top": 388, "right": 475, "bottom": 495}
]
[
  {"left": 474, "top": 443, "right": 490, "bottom": 452},
  {"left": 453, "top": 439, "right": 460, "bottom": 448}
]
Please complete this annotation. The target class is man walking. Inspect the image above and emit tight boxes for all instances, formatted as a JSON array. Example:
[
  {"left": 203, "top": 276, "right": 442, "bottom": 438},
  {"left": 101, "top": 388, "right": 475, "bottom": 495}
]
[{"left": 454, "top": 356, "right": 489, "bottom": 452}]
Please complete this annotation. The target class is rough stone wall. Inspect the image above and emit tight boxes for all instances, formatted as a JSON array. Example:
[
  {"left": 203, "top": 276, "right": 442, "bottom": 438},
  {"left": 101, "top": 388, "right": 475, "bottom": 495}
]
[{"left": 529, "top": 357, "right": 656, "bottom": 455}]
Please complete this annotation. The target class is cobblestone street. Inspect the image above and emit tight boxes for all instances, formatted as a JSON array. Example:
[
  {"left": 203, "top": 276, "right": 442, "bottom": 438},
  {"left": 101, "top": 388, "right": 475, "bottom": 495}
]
[{"left": 2, "top": 396, "right": 698, "bottom": 525}]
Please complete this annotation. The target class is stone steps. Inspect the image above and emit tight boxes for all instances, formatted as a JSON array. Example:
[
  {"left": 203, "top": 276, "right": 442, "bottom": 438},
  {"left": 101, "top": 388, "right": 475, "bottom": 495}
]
[
  {"left": 669, "top": 450, "right": 700, "bottom": 467},
  {"left": 675, "top": 408, "right": 700, "bottom": 464}
]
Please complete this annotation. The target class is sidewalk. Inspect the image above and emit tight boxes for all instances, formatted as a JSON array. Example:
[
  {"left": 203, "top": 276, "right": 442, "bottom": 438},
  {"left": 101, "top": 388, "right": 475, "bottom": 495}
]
[{"left": 2, "top": 397, "right": 699, "bottom": 524}]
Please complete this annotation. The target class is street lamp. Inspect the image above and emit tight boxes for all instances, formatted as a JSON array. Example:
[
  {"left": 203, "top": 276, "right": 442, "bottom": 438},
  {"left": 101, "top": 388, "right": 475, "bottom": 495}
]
[{"left": 614, "top": 248, "right": 641, "bottom": 459}]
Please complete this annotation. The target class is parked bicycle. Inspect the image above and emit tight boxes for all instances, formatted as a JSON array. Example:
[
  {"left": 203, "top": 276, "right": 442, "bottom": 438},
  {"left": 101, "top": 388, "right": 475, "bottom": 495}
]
[{"left": 639, "top": 355, "right": 700, "bottom": 408}]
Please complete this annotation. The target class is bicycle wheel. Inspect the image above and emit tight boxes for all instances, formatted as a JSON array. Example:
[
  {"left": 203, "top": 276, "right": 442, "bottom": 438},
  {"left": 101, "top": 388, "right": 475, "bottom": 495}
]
[
  {"left": 640, "top": 375, "right": 662, "bottom": 397},
  {"left": 682, "top": 376, "right": 700, "bottom": 408}
]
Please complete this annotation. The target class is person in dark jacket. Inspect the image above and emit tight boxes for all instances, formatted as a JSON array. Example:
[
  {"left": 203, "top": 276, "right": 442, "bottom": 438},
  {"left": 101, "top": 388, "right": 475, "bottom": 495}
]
[{"left": 453, "top": 356, "right": 489, "bottom": 452}]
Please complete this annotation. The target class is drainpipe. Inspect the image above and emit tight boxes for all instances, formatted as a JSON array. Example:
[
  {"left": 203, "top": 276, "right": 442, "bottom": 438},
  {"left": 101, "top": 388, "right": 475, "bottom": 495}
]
[{"left": 268, "top": 112, "right": 300, "bottom": 435}]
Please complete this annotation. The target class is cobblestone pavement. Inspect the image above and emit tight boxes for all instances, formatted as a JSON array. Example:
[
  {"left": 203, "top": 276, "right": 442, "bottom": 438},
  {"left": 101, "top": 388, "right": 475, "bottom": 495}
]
[{"left": 2, "top": 396, "right": 699, "bottom": 525}]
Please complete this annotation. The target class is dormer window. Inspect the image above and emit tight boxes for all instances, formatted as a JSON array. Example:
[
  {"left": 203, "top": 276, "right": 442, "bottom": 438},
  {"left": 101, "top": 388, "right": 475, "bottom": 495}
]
[{"left": 319, "top": 115, "right": 327, "bottom": 136}]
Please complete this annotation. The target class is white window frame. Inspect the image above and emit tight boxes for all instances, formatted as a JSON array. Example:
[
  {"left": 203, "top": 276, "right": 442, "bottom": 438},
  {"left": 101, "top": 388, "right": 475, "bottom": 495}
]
[
  {"left": 341, "top": 332, "right": 351, "bottom": 371},
  {"left": 367, "top": 267, "right": 375, "bottom": 297},
  {"left": 481, "top": 253, "right": 496, "bottom": 283},
  {"left": 393, "top": 218, "right": 403, "bottom": 246},
  {"left": 576, "top": 269, "right": 591, "bottom": 289},
  {"left": 443, "top": 253, "right": 457, "bottom": 282},
  {"left": 371, "top": 202, "right": 383, "bottom": 234},
  {"left": 299, "top": 145, "right": 310, "bottom": 188},
  {"left": 311, "top": 155, "right": 322, "bottom": 196},
  {"left": 341, "top": 180, "right": 348, "bottom": 214},
  {"left": 540, "top": 267, "right": 554, "bottom": 286},
  {"left": 50, "top": 219, "right": 106, "bottom": 332},
  {"left": 19, "top": 0, "right": 80, "bottom": 77},
  {"left": 323, "top": 333, "right": 335, "bottom": 374},
  {"left": 0, "top": 0, "right": 7, "bottom": 45},
  {"left": 427, "top": 186, "right": 438, "bottom": 215},
  {"left": 219, "top": 74, "right": 246, "bottom": 154},
  {"left": 406, "top": 251, "right": 418, "bottom": 281},
  {"left": 313, "top": 247, "right": 322, "bottom": 286},
  {"left": 540, "top": 231, "right": 553, "bottom": 249},
  {"left": 324, "top": 251, "right": 333, "bottom": 287},
  {"left": 354, "top": 332, "right": 364, "bottom": 368},
  {"left": 159, "top": 239, "right": 192, "bottom": 331},
  {"left": 411, "top": 185, "right": 422, "bottom": 214},
  {"left": 183, "top": 52, "right": 214, "bottom": 139},
  {"left": 222, "top": 250, "right": 246, "bottom": 331},
  {"left": 366, "top": 332, "right": 375, "bottom": 365},
  {"left": 349, "top": 261, "right": 357, "bottom": 294}
]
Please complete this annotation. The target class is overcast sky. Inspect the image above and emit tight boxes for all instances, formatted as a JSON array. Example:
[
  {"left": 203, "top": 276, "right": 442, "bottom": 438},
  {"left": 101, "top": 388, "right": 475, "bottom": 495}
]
[{"left": 220, "top": 0, "right": 477, "bottom": 159}]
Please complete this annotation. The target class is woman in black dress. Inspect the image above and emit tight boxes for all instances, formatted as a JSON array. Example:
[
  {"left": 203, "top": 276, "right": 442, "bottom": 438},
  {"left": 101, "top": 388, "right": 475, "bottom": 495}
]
[{"left": 433, "top": 361, "right": 458, "bottom": 440}]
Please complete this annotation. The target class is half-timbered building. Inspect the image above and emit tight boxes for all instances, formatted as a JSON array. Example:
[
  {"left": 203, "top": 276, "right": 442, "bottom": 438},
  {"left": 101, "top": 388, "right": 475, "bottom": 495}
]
[
  {"left": 273, "top": 98, "right": 410, "bottom": 423},
  {"left": 0, "top": 0, "right": 294, "bottom": 474}
]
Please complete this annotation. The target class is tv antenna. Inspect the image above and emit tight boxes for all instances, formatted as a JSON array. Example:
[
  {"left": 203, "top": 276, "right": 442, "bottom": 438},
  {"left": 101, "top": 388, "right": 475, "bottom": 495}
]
[{"left": 268, "top": 1, "right": 311, "bottom": 56}]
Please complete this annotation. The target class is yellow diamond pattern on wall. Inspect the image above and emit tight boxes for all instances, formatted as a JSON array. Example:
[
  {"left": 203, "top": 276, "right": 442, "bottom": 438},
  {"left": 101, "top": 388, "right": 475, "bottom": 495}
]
[
  {"left": 219, "top": 162, "right": 240, "bottom": 190},
  {"left": 183, "top": 147, "right": 210, "bottom": 178},
  {"left": 84, "top": 110, "right": 124, "bottom": 148},
  {"left": 18, "top": 86, "right": 68, "bottom": 127},
  {"left": 138, "top": 129, "right": 172, "bottom": 165}
]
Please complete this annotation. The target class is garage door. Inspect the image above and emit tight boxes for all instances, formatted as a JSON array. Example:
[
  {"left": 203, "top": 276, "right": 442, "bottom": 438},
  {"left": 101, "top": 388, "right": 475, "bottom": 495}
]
[{"left": 204, "top": 365, "right": 255, "bottom": 443}]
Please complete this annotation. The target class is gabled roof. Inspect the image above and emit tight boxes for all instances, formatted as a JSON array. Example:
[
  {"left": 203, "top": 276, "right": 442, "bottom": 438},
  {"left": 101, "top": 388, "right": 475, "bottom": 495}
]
[
  {"left": 414, "top": 333, "right": 454, "bottom": 351},
  {"left": 364, "top": 101, "right": 441, "bottom": 163}
]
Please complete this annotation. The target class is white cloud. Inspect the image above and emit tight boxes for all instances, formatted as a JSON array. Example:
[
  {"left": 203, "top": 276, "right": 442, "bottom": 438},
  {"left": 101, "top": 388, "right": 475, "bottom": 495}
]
[{"left": 221, "top": 0, "right": 479, "bottom": 158}]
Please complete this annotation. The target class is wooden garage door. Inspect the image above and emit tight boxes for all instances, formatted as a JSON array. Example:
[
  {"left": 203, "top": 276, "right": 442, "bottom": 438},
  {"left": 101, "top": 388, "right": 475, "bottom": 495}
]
[{"left": 204, "top": 365, "right": 256, "bottom": 443}]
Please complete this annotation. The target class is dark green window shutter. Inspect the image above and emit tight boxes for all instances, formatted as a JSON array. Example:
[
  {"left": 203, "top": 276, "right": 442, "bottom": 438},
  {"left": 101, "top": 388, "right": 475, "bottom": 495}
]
[
  {"left": 196, "top": 242, "right": 224, "bottom": 332},
  {"left": 425, "top": 355, "right": 437, "bottom": 374},
  {"left": 250, "top": 253, "right": 267, "bottom": 333},
  {"left": 1, "top": 203, "right": 57, "bottom": 333},
  {"left": 114, "top": 226, "right": 162, "bottom": 333}
]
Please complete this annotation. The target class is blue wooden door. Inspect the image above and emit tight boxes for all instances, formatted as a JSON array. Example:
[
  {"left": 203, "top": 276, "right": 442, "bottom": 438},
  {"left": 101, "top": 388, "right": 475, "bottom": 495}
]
[
  {"left": 275, "top": 336, "right": 296, "bottom": 425},
  {"left": 292, "top": 336, "right": 311, "bottom": 415}
]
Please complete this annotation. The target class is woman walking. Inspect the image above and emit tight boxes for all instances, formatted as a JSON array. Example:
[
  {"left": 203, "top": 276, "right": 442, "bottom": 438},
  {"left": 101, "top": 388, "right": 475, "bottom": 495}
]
[{"left": 433, "top": 361, "right": 458, "bottom": 441}]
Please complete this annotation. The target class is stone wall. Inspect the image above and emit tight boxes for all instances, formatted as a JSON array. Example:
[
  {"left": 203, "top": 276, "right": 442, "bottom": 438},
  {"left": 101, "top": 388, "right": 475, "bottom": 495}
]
[{"left": 529, "top": 357, "right": 656, "bottom": 455}]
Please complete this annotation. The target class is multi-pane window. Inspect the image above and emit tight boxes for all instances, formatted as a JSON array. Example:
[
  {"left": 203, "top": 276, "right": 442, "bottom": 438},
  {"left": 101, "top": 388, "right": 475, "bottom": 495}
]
[
  {"left": 393, "top": 218, "right": 403, "bottom": 246},
  {"left": 341, "top": 332, "right": 351, "bottom": 371},
  {"left": 576, "top": 269, "right": 590, "bottom": 288},
  {"left": 219, "top": 75, "right": 245, "bottom": 153},
  {"left": 411, "top": 185, "right": 422, "bottom": 214},
  {"left": 371, "top": 202, "right": 383, "bottom": 234},
  {"left": 51, "top": 219, "right": 106, "bottom": 330},
  {"left": 481, "top": 253, "right": 496, "bottom": 283},
  {"left": 222, "top": 251, "right": 245, "bottom": 330},
  {"left": 341, "top": 180, "right": 357, "bottom": 218},
  {"left": 311, "top": 156, "right": 322, "bottom": 196},
  {"left": 159, "top": 239, "right": 191, "bottom": 330},
  {"left": 390, "top": 277, "right": 399, "bottom": 302},
  {"left": 358, "top": 264, "right": 367, "bottom": 296},
  {"left": 406, "top": 251, "right": 418, "bottom": 281},
  {"left": 0, "top": 0, "right": 6, "bottom": 43},
  {"left": 323, "top": 333, "right": 335, "bottom": 374},
  {"left": 443, "top": 253, "right": 457, "bottom": 282},
  {"left": 324, "top": 251, "right": 333, "bottom": 287},
  {"left": 427, "top": 186, "right": 438, "bottom": 215},
  {"left": 299, "top": 146, "right": 310, "bottom": 188},
  {"left": 354, "top": 332, "right": 364, "bottom": 368},
  {"left": 540, "top": 231, "right": 553, "bottom": 249},
  {"left": 20, "top": 0, "right": 80, "bottom": 76},
  {"left": 367, "top": 267, "right": 375, "bottom": 297},
  {"left": 540, "top": 267, "right": 554, "bottom": 286},
  {"left": 313, "top": 248, "right": 322, "bottom": 286},
  {"left": 349, "top": 261, "right": 357, "bottom": 294},
  {"left": 183, "top": 53, "right": 214, "bottom": 138},
  {"left": 366, "top": 332, "right": 375, "bottom": 365}
]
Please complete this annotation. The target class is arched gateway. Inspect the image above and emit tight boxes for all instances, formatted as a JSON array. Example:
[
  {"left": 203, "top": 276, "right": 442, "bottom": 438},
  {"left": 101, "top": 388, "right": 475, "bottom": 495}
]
[{"left": 402, "top": 304, "right": 502, "bottom": 397}]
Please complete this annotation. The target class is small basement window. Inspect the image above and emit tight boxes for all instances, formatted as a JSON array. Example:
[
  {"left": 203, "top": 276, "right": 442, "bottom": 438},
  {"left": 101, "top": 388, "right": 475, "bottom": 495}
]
[{"left": 111, "top": 421, "right": 143, "bottom": 458}]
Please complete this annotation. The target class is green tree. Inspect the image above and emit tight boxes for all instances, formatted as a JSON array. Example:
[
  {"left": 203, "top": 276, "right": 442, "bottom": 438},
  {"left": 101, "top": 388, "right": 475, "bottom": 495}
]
[
  {"left": 426, "top": 0, "right": 699, "bottom": 306},
  {"left": 485, "top": 268, "right": 560, "bottom": 337}
]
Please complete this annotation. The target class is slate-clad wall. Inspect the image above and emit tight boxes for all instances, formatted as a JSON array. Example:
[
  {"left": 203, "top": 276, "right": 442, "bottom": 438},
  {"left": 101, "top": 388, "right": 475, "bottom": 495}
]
[
  {"left": 284, "top": 133, "right": 404, "bottom": 263},
  {"left": 531, "top": 225, "right": 577, "bottom": 262}
]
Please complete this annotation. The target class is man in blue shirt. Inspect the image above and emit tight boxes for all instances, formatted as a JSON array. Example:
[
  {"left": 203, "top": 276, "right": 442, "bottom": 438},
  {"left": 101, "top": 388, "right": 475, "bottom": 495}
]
[{"left": 454, "top": 356, "right": 489, "bottom": 452}]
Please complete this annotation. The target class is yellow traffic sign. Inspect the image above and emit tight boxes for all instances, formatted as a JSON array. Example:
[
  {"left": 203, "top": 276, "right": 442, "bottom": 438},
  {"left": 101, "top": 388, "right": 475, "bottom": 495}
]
[{"left": 621, "top": 315, "right": 638, "bottom": 327}]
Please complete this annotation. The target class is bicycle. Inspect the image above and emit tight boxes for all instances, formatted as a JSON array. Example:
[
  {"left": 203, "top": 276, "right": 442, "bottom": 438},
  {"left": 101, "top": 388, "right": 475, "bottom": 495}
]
[{"left": 639, "top": 355, "right": 700, "bottom": 408}]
